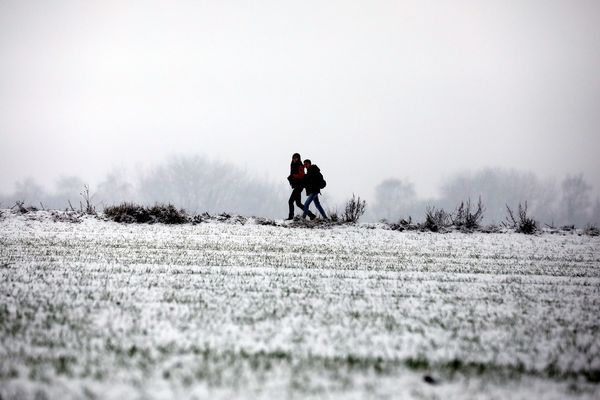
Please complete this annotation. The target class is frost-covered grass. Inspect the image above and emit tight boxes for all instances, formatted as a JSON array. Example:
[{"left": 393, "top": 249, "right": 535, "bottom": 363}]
[{"left": 0, "top": 210, "right": 599, "bottom": 399}]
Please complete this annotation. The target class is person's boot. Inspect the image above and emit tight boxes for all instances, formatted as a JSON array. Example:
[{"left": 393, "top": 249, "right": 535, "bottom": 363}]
[{"left": 285, "top": 214, "right": 294, "bottom": 221}]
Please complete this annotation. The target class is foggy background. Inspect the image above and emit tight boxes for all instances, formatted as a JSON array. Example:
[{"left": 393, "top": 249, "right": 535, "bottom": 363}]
[{"left": 1, "top": 1, "right": 599, "bottom": 225}]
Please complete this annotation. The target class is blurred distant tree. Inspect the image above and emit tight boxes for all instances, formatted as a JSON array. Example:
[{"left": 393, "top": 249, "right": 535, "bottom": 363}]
[
  {"left": 372, "top": 178, "right": 417, "bottom": 222},
  {"left": 53, "top": 175, "right": 86, "bottom": 208},
  {"left": 560, "top": 174, "right": 592, "bottom": 227},
  {"left": 591, "top": 198, "right": 600, "bottom": 226},
  {"left": 13, "top": 178, "right": 45, "bottom": 206},
  {"left": 439, "top": 168, "right": 558, "bottom": 225},
  {"left": 96, "top": 170, "right": 134, "bottom": 208},
  {"left": 137, "top": 155, "right": 285, "bottom": 217}
]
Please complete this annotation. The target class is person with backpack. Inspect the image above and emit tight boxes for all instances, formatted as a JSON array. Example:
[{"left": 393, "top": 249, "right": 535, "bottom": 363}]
[
  {"left": 302, "top": 159, "right": 328, "bottom": 220},
  {"left": 286, "top": 153, "right": 315, "bottom": 220}
]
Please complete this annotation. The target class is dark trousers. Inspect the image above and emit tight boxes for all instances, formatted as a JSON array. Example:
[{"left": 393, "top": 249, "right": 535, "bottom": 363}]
[{"left": 288, "top": 187, "right": 314, "bottom": 218}]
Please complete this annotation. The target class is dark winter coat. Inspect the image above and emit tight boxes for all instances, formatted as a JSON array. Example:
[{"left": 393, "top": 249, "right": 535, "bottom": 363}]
[
  {"left": 288, "top": 160, "right": 305, "bottom": 189},
  {"left": 304, "top": 165, "right": 324, "bottom": 195}
]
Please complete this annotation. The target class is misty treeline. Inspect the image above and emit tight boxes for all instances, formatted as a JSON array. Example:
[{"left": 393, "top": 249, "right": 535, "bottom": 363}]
[
  {"left": 1, "top": 160, "right": 598, "bottom": 227},
  {"left": 0, "top": 155, "right": 287, "bottom": 219},
  {"left": 369, "top": 168, "right": 600, "bottom": 227}
]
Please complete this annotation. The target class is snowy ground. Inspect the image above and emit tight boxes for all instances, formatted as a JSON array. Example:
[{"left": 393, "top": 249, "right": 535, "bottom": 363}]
[{"left": 0, "top": 210, "right": 599, "bottom": 399}]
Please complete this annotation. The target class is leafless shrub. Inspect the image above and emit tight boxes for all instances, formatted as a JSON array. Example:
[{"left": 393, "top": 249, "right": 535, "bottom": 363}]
[
  {"left": 51, "top": 210, "right": 83, "bottom": 223},
  {"left": 452, "top": 197, "right": 485, "bottom": 230},
  {"left": 215, "top": 213, "right": 246, "bottom": 224},
  {"left": 385, "top": 216, "right": 419, "bottom": 231},
  {"left": 480, "top": 224, "right": 502, "bottom": 233},
  {"left": 584, "top": 224, "right": 599, "bottom": 237},
  {"left": 505, "top": 202, "right": 537, "bottom": 234},
  {"left": 12, "top": 201, "right": 38, "bottom": 214},
  {"left": 12, "top": 201, "right": 26, "bottom": 213},
  {"left": 424, "top": 207, "right": 451, "bottom": 232},
  {"left": 80, "top": 185, "right": 96, "bottom": 215},
  {"left": 342, "top": 194, "right": 366, "bottom": 223},
  {"left": 398, "top": 216, "right": 413, "bottom": 226},
  {"left": 328, "top": 208, "right": 339, "bottom": 223},
  {"left": 192, "top": 212, "right": 211, "bottom": 224},
  {"left": 252, "top": 217, "right": 278, "bottom": 226}
]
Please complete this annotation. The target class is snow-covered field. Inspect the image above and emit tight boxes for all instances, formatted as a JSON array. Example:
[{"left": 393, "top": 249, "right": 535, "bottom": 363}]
[{"left": 1, "top": 210, "right": 599, "bottom": 399}]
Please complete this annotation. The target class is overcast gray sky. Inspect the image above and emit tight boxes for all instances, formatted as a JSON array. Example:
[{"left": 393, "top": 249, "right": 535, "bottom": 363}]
[{"left": 1, "top": 0, "right": 599, "bottom": 203}]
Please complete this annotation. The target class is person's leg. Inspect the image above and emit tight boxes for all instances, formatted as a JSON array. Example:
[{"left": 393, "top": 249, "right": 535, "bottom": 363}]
[
  {"left": 295, "top": 190, "right": 315, "bottom": 219},
  {"left": 292, "top": 188, "right": 303, "bottom": 210},
  {"left": 304, "top": 207, "right": 316, "bottom": 219},
  {"left": 313, "top": 195, "right": 328, "bottom": 219},
  {"left": 294, "top": 196, "right": 304, "bottom": 210},
  {"left": 288, "top": 187, "right": 302, "bottom": 218},
  {"left": 302, "top": 193, "right": 316, "bottom": 218},
  {"left": 288, "top": 191, "right": 296, "bottom": 218}
]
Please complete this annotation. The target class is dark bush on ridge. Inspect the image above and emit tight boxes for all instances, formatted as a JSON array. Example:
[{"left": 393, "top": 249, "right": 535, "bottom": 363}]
[
  {"left": 452, "top": 197, "right": 485, "bottom": 230},
  {"left": 147, "top": 204, "right": 188, "bottom": 224},
  {"left": 584, "top": 225, "right": 599, "bottom": 237},
  {"left": 104, "top": 203, "right": 150, "bottom": 223},
  {"left": 328, "top": 208, "right": 339, "bottom": 223},
  {"left": 104, "top": 203, "right": 187, "bottom": 224},
  {"left": 505, "top": 202, "right": 537, "bottom": 234},
  {"left": 12, "top": 201, "right": 38, "bottom": 214},
  {"left": 424, "top": 207, "right": 451, "bottom": 232},
  {"left": 385, "top": 216, "right": 420, "bottom": 232}
]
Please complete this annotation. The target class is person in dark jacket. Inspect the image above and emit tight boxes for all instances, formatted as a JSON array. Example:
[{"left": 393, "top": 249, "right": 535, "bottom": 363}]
[
  {"left": 302, "top": 159, "right": 328, "bottom": 220},
  {"left": 286, "top": 153, "right": 315, "bottom": 220}
]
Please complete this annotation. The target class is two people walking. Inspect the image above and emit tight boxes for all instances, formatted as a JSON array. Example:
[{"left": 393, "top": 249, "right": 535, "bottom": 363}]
[{"left": 287, "top": 153, "right": 328, "bottom": 220}]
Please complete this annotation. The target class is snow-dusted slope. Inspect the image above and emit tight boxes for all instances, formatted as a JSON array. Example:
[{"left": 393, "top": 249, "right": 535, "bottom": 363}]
[{"left": 1, "top": 211, "right": 599, "bottom": 399}]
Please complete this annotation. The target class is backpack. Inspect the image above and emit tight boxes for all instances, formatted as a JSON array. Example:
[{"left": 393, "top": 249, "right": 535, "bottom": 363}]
[{"left": 318, "top": 172, "right": 327, "bottom": 189}]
